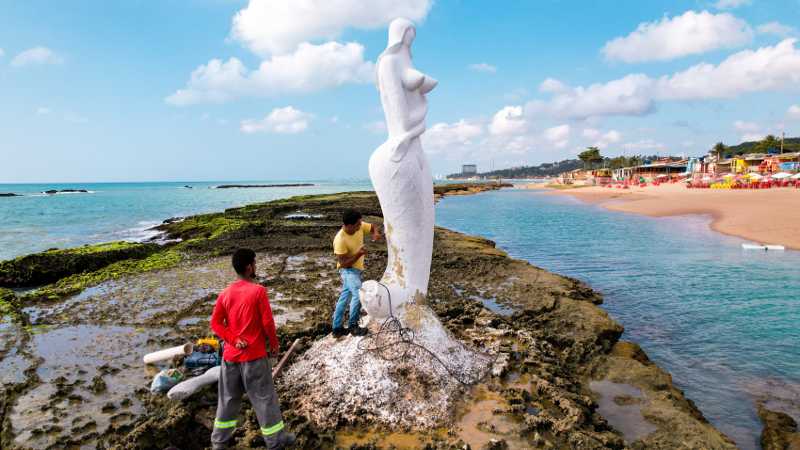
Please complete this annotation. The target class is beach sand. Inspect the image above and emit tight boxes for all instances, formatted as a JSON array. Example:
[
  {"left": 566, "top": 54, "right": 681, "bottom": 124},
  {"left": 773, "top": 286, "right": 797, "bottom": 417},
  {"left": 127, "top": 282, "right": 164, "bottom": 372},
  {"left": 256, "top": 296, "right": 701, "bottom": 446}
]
[{"left": 552, "top": 183, "right": 800, "bottom": 250}]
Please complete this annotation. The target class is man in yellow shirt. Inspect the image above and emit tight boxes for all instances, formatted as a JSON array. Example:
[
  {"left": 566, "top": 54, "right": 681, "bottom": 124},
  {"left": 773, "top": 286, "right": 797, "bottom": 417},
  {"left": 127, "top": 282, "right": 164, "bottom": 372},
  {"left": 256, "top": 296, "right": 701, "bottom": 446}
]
[{"left": 332, "top": 209, "right": 381, "bottom": 337}]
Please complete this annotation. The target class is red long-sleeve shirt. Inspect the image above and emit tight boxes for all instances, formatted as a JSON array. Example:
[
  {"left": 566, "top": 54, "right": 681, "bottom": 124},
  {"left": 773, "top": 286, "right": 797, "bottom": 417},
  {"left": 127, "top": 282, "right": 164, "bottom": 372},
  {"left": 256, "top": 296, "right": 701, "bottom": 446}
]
[{"left": 210, "top": 279, "right": 279, "bottom": 363}]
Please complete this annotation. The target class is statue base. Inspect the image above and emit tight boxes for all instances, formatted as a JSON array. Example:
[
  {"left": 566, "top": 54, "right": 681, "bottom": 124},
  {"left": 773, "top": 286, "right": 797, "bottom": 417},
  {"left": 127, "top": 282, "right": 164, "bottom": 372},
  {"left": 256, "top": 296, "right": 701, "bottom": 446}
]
[{"left": 282, "top": 306, "right": 494, "bottom": 429}]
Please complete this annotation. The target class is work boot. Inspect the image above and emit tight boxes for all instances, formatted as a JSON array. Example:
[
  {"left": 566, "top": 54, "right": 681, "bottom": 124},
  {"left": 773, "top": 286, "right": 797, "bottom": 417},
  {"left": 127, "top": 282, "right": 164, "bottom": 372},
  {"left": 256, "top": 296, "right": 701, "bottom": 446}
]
[
  {"left": 332, "top": 327, "right": 347, "bottom": 338},
  {"left": 349, "top": 326, "right": 368, "bottom": 337},
  {"left": 265, "top": 430, "right": 296, "bottom": 450}
]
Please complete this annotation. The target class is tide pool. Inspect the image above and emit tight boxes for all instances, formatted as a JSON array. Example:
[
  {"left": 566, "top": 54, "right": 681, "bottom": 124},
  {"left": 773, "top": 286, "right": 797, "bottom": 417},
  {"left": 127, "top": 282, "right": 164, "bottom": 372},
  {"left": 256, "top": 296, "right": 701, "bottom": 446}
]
[
  {"left": 436, "top": 189, "right": 800, "bottom": 449},
  {"left": 0, "top": 180, "right": 372, "bottom": 260}
]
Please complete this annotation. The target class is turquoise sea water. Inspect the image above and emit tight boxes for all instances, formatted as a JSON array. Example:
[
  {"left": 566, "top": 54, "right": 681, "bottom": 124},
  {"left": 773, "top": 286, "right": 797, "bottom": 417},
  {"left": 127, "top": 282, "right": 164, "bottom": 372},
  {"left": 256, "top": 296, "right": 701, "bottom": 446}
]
[
  {"left": 0, "top": 181, "right": 372, "bottom": 260},
  {"left": 436, "top": 189, "right": 800, "bottom": 449}
]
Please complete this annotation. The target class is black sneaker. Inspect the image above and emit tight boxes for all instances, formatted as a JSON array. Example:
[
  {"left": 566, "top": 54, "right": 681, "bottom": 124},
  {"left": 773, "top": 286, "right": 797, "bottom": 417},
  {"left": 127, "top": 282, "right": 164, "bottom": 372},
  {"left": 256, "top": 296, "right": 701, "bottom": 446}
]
[
  {"left": 349, "top": 326, "right": 368, "bottom": 337},
  {"left": 332, "top": 327, "right": 346, "bottom": 338},
  {"left": 266, "top": 430, "right": 296, "bottom": 450}
]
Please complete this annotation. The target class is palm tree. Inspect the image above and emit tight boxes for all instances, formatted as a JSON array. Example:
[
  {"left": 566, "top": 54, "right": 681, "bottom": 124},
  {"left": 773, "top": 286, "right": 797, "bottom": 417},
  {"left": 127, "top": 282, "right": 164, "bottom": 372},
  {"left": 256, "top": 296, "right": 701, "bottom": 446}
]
[{"left": 712, "top": 142, "right": 726, "bottom": 160}]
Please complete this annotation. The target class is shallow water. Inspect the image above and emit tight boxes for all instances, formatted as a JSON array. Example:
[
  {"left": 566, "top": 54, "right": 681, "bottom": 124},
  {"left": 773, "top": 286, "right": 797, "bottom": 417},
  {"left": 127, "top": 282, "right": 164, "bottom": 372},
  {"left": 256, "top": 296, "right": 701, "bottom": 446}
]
[{"left": 436, "top": 189, "right": 800, "bottom": 449}]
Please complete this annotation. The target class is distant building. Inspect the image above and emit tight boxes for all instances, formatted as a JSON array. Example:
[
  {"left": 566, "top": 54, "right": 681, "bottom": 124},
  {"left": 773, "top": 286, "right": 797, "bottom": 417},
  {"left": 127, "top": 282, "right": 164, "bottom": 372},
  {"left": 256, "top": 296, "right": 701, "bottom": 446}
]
[{"left": 462, "top": 164, "right": 477, "bottom": 175}]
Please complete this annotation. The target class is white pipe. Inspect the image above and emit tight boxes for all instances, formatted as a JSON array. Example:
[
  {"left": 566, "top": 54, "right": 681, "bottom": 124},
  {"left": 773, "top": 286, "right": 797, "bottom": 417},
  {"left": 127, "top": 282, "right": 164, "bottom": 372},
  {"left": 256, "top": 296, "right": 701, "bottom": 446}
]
[
  {"left": 143, "top": 343, "right": 193, "bottom": 365},
  {"left": 167, "top": 365, "right": 221, "bottom": 401}
]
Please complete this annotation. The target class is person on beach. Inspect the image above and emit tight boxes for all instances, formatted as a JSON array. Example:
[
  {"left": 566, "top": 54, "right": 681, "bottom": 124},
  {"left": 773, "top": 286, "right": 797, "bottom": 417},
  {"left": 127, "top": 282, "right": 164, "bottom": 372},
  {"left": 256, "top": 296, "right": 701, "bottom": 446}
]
[
  {"left": 210, "top": 248, "right": 295, "bottom": 450},
  {"left": 332, "top": 209, "right": 382, "bottom": 337}
]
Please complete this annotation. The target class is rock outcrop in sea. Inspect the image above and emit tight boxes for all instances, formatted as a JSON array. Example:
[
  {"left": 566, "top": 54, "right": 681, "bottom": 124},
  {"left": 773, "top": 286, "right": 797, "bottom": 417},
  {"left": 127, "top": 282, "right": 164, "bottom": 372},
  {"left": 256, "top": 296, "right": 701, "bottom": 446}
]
[{"left": 0, "top": 184, "right": 737, "bottom": 449}]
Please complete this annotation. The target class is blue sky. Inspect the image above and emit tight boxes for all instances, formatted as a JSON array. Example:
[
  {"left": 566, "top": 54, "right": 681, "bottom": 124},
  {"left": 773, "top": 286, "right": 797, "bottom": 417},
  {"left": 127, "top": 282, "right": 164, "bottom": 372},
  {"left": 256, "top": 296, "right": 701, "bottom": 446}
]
[{"left": 2, "top": 0, "right": 799, "bottom": 182}]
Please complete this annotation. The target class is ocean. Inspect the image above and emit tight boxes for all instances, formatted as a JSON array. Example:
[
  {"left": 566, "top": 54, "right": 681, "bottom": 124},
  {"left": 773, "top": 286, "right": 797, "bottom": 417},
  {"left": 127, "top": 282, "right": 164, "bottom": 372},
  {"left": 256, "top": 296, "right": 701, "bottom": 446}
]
[
  {"left": 436, "top": 188, "right": 800, "bottom": 449},
  {"left": 1, "top": 182, "right": 798, "bottom": 448},
  {"left": 0, "top": 181, "right": 372, "bottom": 260}
]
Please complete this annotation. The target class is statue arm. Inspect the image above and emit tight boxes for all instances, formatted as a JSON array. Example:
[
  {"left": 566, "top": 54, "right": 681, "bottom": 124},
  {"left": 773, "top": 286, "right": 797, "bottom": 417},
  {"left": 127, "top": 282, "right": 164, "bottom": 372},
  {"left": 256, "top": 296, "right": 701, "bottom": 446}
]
[{"left": 389, "top": 120, "right": 426, "bottom": 162}]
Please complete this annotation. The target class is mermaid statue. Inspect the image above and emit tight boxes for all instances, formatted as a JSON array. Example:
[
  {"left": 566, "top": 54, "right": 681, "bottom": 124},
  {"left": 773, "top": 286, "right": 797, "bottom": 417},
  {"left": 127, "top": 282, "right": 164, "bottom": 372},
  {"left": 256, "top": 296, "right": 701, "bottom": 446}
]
[{"left": 361, "top": 17, "right": 439, "bottom": 327}]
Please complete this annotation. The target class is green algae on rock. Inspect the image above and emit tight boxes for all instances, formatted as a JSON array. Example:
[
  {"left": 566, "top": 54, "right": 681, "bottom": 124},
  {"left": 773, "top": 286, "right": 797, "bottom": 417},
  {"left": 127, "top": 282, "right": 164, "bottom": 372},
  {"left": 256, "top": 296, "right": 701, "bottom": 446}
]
[
  {"left": 22, "top": 249, "right": 183, "bottom": 303},
  {"left": 0, "top": 241, "right": 161, "bottom": 288}
]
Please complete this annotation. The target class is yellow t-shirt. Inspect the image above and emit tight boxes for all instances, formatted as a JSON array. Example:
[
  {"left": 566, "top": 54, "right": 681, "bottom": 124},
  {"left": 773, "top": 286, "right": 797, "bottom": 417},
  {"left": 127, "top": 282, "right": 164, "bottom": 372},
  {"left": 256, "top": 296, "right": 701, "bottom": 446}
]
[{"left": 333, "top": 222, "right": 372, "bottom": 270}]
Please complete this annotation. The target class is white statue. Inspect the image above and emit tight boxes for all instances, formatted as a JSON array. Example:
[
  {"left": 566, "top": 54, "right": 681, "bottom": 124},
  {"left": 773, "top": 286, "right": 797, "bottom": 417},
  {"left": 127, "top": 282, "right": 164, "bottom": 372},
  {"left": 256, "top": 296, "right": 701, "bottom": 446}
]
[{"left": 361, "top": 18, "right": 438, "bottom": 324}]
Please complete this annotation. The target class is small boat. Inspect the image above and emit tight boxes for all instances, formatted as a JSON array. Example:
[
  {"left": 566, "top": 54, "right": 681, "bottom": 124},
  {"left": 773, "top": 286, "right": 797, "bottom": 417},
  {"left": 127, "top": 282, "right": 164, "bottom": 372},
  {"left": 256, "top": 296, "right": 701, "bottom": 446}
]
[{"left": 742, "top": 244, "right": 785, "bottom": 251}]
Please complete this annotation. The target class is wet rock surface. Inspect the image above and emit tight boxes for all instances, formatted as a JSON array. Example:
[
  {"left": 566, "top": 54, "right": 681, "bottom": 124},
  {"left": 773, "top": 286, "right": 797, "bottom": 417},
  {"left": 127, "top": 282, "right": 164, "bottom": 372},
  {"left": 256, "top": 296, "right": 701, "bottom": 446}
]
[
  {"left": 758, "top": 403, "right": 800, "bottom": 450},
  {"left": 0, "top": 185, "right": 736, "bottom": 449}
]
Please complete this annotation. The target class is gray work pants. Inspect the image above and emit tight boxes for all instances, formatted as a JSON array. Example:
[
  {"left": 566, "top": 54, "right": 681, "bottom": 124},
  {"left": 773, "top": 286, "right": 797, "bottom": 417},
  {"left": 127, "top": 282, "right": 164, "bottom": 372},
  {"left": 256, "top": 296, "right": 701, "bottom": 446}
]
[{"left": 211, "top": 357, "right": 284, "bottom": 449}]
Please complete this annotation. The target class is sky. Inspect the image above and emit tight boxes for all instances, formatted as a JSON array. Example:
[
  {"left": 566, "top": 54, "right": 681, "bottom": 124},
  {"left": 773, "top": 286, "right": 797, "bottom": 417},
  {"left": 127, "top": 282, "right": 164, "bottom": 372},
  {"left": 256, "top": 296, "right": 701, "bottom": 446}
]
[{"left": 2, "top": 0, "right": 800, "bottom": 182}]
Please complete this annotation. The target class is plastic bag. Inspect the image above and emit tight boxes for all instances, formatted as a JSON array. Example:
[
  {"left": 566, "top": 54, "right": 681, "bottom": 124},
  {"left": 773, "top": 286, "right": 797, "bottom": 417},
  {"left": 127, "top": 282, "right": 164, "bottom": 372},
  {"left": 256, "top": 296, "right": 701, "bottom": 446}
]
[{"left": 150, "top": 368, "right": 184, "bottom": 393}]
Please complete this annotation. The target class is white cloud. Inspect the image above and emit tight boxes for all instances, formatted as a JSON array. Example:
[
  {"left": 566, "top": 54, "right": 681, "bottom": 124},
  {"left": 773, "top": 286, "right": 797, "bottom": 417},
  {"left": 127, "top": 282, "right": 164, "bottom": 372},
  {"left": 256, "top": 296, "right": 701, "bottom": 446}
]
[
  {"left": 527, "top": 74, "right": 655, "bottom": 119},
  {"left": 734, "top": 120, "right": 760, "bottom": 132},
  {"left": 231, "top": 0, "right": 432, "bottom": 56},
  {"left": 741, "top": 133, "right": 765, "bottom": 142},
  {"left": 240, "top": 106, "right": 311, "bottom": 134},
  {"left": 622, "top": 139, "right": 667, "bottom": 151},
  {"left": 583, "top": 128, "right": 622, "bottom": 148},
  {"left": 468, "top": 63, "right": 496, "bottom": 74},
  {"left": 757, "top": 22, "right": 798, "bottom": 38},
  {"left": 660, "top": 39, "right": 800, "bottom": 100},
  {"left": 167, "top": 42, "right": 374, "bottom": 105},
  {"left": 602, "top": 10, "right": 752, "bottom": 63},
  {"left": 542, "top": 124, "right": 570, "bottom": 148},
  {"left": 36, "top": 107, "right": 51, "bottom": 115},
  {"left": 423, "top": 120, "right": 483, "bottom": 152},
  {"left": 733, "top": 121, "right": 767, "bottom": 142},
  {"left": 788, "top": 105, "right": 800, "bottom": 120},
  {"left": 539, "top": 78, "right": 568, "bottom": 93},
  {"left": 529, "top": 39, "right": 800, "bottom": 119},
  {"left": 11, "top": 46, "right": 63, "bottom": 67},
  {"left": 714, "top": 0, "right": 750, "bottom": 9},
  {"left": 0, "top": 48, "right": 4, "bottom": 57},
  {"left": 489, "top": 106, "right": 527, "bottom": 135}
]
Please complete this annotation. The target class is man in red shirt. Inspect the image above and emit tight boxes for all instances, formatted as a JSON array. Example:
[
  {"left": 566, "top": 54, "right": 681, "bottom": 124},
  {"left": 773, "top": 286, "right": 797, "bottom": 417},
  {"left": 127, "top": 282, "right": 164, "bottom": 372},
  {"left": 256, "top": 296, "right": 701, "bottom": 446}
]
[{"left": 210, "top": 248, "right": 295, "bottom": 450}]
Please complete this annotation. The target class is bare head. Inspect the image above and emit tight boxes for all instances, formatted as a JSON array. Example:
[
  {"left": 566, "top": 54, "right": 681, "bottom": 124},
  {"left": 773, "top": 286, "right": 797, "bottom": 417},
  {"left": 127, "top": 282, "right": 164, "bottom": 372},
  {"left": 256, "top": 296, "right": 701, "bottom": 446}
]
[
  {"left": 342, "top": 209, "right": 363, "bottom": 235},
  {"left": 232, "top": 248, "right": 256, "bottom": 279}
]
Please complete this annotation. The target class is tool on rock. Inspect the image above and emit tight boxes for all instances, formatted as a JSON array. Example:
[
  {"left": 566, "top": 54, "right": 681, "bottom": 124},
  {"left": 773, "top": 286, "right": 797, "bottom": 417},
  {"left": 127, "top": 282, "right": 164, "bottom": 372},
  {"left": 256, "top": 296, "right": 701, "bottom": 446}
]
[
  {"left": 166, "top": 339, "right": 301, "bottom": 401},
  {"left": 271, "top": 339, "right": 300, "bottom": 379}
]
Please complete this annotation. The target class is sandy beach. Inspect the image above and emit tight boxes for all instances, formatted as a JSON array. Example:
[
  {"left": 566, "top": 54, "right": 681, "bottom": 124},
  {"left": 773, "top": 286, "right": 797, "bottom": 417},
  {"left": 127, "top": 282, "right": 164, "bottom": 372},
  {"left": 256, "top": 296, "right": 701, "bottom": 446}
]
[{"left": 551, "top": 183, "right": 800, "bottom": 250}]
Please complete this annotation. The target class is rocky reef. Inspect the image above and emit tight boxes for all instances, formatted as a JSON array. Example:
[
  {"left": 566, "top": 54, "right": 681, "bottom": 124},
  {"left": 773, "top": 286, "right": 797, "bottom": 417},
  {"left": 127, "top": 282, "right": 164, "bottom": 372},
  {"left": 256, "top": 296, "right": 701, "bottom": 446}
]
[
  {"left": 215, "top": 184, "right": 315, "bottom": 189},
  {"left": 0, "top": 241, "right": 161, "bottom": 288},
  {"left": 0, "top": 184, "right": 736, "bottom": 449}
]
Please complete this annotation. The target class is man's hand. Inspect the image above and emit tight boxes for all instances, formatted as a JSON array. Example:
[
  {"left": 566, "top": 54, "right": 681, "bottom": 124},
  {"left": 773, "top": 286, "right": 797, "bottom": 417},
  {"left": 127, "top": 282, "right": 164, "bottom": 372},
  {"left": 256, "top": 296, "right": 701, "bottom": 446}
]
[
  {"left": 234, "top": 338, "right": 248, "bottom": 349},
  {"left": 356, "top": 246, "right": 367, "bottom": 257},
  {"left": 371, "top": 225, "right": 383, "bottom": 242}
]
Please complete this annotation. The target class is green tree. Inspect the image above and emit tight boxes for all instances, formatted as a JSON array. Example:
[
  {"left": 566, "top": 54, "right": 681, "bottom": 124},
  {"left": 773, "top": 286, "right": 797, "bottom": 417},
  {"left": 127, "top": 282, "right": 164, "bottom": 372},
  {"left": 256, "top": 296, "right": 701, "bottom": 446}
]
[
  {"left": 756, "top": 135, "right": 780, "bottom": 153},
  {"left": 712, "top": 142, "right": 726, "bottom": 160},
  {"left": 578, "top": 147, "right": 602, "bottom": 169}
]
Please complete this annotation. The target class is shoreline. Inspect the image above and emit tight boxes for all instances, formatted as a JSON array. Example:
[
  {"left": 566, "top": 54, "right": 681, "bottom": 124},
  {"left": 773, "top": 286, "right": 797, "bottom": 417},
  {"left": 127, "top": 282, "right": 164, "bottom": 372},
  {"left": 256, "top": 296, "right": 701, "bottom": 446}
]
[
  {"left": 0, "top": 184, "right": 740, "bottom": 448},
  {"left": 548, "top": 183, "right": 800, "bottom": 251}
]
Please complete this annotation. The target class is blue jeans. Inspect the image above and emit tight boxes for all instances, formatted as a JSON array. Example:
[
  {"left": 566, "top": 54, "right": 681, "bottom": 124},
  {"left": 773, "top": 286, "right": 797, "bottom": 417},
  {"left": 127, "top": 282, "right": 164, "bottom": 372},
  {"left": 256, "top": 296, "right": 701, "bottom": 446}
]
[{"left": 333, "top": 268, "right": 362, "bottom": 329}]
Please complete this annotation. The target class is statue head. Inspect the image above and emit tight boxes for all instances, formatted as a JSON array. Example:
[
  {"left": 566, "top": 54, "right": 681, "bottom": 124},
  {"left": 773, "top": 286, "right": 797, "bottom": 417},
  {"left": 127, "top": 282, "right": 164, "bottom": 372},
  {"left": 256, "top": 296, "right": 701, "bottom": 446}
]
[{"left": 385, "top": 18, "right": 416, "bottom": 55}]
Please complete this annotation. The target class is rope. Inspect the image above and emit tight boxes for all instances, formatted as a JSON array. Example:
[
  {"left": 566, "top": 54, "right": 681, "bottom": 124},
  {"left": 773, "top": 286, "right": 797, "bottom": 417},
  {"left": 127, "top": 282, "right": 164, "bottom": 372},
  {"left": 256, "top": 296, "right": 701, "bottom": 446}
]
[{"left": 357, "top": 281, "right": 492, "bottom": 386}]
